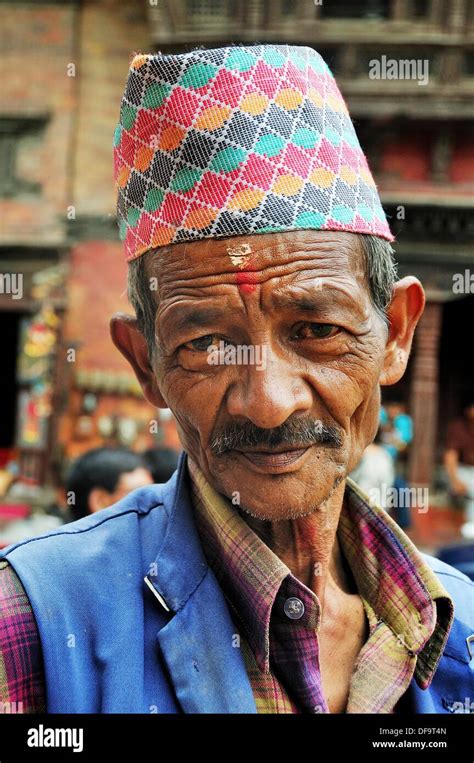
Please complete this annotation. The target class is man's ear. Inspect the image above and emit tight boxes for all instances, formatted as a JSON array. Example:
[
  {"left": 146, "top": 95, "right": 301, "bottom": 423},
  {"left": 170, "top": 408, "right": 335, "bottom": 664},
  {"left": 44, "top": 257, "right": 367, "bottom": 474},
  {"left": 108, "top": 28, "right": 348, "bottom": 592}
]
[
  {"left": 380, "top": 276, "right": 425, "bottom": 387},
  {"left": 110, "top": 312, "right": 167, "bottom": 408}
]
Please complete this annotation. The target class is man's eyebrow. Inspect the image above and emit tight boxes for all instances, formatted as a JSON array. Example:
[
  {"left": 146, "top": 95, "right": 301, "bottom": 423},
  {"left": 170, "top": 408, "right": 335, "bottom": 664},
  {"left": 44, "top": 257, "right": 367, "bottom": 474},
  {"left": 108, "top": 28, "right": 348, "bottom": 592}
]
[
  {"left": 270, "top": 286, "right": 365, "bottom": 317},
  {"left": 271, "top": 292, "right": 322, "bottom": 312},
  {"left": 170, "top": 306, "right": 226, "bottom": 334},
  {"left": 270, "top": 289, "right": 330, "bottom": 313}
]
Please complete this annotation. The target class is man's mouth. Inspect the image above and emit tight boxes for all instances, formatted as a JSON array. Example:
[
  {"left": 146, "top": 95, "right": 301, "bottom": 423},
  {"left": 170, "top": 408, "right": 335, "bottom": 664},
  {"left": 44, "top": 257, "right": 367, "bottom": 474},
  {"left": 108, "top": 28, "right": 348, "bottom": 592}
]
[{"left": 234, "top": 446, "right": 311, "bottom": 472}]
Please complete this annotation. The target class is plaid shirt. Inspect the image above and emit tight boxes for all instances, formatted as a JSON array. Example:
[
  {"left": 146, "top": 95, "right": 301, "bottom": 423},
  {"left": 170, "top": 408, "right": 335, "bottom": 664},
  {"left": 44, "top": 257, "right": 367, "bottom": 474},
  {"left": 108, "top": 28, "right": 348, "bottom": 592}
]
[
  {"left": 187, "top": 457, "right": 454, "bottom": 714},
  {"left": 0, "top": 465, "right": 453, "bottom": 714},
  {"left": 0, "top": 559, "right": 45, "bottom": 713}
]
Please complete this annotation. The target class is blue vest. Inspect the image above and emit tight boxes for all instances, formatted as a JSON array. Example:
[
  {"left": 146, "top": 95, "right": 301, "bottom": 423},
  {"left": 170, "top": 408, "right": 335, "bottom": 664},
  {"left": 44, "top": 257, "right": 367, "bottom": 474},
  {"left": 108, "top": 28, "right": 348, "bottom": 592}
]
[{"left": 1, "top": 452, "right": 473, "bottom": 713}]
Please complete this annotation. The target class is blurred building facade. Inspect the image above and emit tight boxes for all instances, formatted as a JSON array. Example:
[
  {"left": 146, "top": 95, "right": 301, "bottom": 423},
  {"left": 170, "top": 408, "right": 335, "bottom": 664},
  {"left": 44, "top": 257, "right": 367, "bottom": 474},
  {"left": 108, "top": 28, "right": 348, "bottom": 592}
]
[
  {"left": 0, "top": 0, "right": 178, "bottom": 491},
  {"left": 0, "top": 0, "right": 473, "bottom": 512}
]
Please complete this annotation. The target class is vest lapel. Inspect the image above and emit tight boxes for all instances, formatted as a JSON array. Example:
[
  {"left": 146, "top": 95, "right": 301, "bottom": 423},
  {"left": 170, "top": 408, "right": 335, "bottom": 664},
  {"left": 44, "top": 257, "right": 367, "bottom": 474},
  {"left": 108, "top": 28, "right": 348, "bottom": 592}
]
[
  {"left": 157, "top": 570, "right": 257, "bottom": 713},
  {"left": 148, "top": 452, "right": 257, "bottom": 713}
]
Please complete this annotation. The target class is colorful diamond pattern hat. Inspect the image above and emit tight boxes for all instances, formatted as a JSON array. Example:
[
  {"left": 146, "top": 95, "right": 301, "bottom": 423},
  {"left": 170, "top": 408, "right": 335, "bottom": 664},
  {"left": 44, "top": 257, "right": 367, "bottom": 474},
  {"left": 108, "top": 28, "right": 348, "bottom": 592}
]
[{"left": 113, "top": 44, "right": 394, "bottom": 262}]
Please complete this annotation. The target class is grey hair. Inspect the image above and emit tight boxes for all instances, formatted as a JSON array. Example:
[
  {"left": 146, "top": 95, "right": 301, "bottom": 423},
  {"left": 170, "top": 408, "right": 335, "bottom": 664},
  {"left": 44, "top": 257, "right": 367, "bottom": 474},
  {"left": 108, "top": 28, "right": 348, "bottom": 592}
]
[
  {"left": 127, "top": 233, "right": 397, "bottom": 360},
  {"left": 360, "top": 234, "right": 398, "bottom": 321}
]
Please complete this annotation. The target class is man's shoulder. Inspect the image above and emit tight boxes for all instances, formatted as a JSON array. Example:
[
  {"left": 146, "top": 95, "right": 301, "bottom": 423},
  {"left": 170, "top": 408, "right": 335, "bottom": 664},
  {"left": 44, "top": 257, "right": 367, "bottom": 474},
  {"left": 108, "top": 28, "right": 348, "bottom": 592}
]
[
  {"left": 422, "top": 552, "right": 473, "bottom": 584},
  {"left": 0, "top": 482, "right": 169, "bottom": 562},
  {"left": 421, "top": 552, "right": 474, "bottom": 624}
]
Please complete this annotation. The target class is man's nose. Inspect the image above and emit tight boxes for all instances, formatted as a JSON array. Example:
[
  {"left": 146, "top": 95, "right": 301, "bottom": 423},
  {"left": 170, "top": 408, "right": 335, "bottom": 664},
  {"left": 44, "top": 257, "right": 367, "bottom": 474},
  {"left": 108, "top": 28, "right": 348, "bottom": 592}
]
[{"left": 224, "top": 345, "right": 313, "bottom": 430}]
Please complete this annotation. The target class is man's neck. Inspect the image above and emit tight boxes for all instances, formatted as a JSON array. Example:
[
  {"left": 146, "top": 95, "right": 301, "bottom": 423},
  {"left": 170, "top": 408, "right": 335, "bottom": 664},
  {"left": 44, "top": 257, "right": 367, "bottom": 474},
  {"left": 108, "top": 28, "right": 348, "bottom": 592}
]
[{"left": 237, "top": 480, "right": 354, "bottom": 600}]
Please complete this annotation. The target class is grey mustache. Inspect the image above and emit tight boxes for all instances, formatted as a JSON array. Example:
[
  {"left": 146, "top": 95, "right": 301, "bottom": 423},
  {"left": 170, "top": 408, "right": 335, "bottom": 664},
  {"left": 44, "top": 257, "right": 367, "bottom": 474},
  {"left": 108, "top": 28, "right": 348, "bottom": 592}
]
[{"left": 209, "top": 419, "right": 343, "bottom": 456}]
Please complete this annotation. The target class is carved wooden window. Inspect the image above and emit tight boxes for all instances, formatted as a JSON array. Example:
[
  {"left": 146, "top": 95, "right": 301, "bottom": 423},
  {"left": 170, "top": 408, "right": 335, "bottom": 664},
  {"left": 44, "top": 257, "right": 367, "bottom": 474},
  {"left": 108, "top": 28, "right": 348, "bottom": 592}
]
[{"left": 0, "top": 118, "right": 46, "bottom": 199}]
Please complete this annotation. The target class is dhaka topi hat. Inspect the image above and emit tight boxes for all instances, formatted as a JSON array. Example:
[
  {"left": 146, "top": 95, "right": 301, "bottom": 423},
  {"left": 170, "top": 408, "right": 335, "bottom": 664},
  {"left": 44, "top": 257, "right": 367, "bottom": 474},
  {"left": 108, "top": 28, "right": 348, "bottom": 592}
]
[{"left": 113, "top": 44, "right": 394, "bottom": 262}]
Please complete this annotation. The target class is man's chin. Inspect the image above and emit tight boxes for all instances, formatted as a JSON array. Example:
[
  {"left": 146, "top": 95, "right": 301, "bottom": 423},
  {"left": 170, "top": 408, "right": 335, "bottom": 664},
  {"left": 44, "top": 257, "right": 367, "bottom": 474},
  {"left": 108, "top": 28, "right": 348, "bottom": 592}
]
[
  {"left": 209, "top": 450, "right": 347, "bottom": 521},
  {"left": 236, "top": 497, "right": 331, "bottom": 522}
]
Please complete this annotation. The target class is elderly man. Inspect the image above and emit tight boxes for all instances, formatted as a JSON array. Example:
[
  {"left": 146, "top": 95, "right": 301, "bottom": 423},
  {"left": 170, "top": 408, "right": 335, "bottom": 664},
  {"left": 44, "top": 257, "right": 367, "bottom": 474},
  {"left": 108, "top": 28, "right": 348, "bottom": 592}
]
[{"left": 0, "top": 45, "right": 472, "bottom": 715}]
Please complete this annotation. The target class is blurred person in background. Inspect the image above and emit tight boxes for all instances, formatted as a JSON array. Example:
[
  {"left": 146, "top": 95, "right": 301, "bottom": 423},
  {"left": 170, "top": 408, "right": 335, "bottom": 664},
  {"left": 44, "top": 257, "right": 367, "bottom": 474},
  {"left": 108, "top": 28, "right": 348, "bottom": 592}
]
[
  {"left": 380, "top": 399, "right": 413, "bottom": 460},
  {"left": 444, "top": 397, "right": 474, "bottom": 539},
  {"left": 380, "top": 400, "right": 413, "bottom": 528},
  {"left": 349, "top": 429, "right": 395, "bottom": 511},
  {"left": 66, "top": 447, "right": 153, "bottom": 521},
  {"left": 142, "top": 446, "right": 179, "bottom": 484}
]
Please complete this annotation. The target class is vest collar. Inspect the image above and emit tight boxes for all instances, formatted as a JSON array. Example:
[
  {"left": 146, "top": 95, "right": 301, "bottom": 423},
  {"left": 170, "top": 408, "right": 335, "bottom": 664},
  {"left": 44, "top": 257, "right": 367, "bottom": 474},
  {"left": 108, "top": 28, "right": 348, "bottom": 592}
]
[
  {"left": 145, "top": 451, "right": 257, "bottom": 713},
  {"left": 146, "top": 450, "right": 208, "bottom": 613}
]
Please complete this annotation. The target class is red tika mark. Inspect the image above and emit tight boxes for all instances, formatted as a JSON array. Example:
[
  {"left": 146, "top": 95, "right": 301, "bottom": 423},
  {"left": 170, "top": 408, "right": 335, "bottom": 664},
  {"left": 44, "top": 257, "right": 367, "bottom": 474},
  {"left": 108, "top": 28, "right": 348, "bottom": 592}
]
[{"left": 235, "top": 264, "right": 258, "bottom": 293}]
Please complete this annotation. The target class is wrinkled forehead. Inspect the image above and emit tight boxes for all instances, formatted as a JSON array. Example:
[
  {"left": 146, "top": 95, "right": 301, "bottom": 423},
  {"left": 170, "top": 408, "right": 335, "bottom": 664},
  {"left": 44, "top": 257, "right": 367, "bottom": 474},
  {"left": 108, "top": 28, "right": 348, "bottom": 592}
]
[{"left": 144, "top": 230, "right": 366, "bottom": 290}]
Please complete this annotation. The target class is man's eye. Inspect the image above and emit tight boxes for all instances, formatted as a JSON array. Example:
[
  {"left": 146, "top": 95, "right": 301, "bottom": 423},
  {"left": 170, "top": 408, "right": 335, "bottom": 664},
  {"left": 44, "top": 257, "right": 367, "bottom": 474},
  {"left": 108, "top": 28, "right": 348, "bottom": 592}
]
[
  {"left": 292, "top": 323, "right": 339, "bottom": 340},
  {"left": 182, "top": 335, "right": 219, "bottom": 352}
]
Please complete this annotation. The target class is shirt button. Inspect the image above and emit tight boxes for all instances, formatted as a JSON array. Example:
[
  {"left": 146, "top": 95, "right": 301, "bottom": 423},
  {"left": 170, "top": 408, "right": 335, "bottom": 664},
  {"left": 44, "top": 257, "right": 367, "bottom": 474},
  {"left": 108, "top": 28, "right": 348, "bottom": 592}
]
[{"left": 284, "top": 596, "right": 305, "bottom": 620}]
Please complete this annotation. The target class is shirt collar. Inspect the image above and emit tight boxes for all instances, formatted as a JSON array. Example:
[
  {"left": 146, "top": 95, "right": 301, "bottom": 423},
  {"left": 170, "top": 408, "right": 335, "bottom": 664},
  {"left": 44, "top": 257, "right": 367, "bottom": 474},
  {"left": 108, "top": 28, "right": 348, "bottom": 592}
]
[{"left": 186, "top": 456, "right": 453, "bottom": 688}]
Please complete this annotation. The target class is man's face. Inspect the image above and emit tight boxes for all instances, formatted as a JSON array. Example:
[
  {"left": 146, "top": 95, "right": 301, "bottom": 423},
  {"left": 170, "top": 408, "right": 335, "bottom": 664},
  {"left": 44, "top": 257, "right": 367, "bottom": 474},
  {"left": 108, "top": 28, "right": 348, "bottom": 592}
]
[
  {"left": 147, "top": 230, "right": 383, "bottom": 520},
  {"left": 112, "top": 230, "right": 424, "bottom": 521}
]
